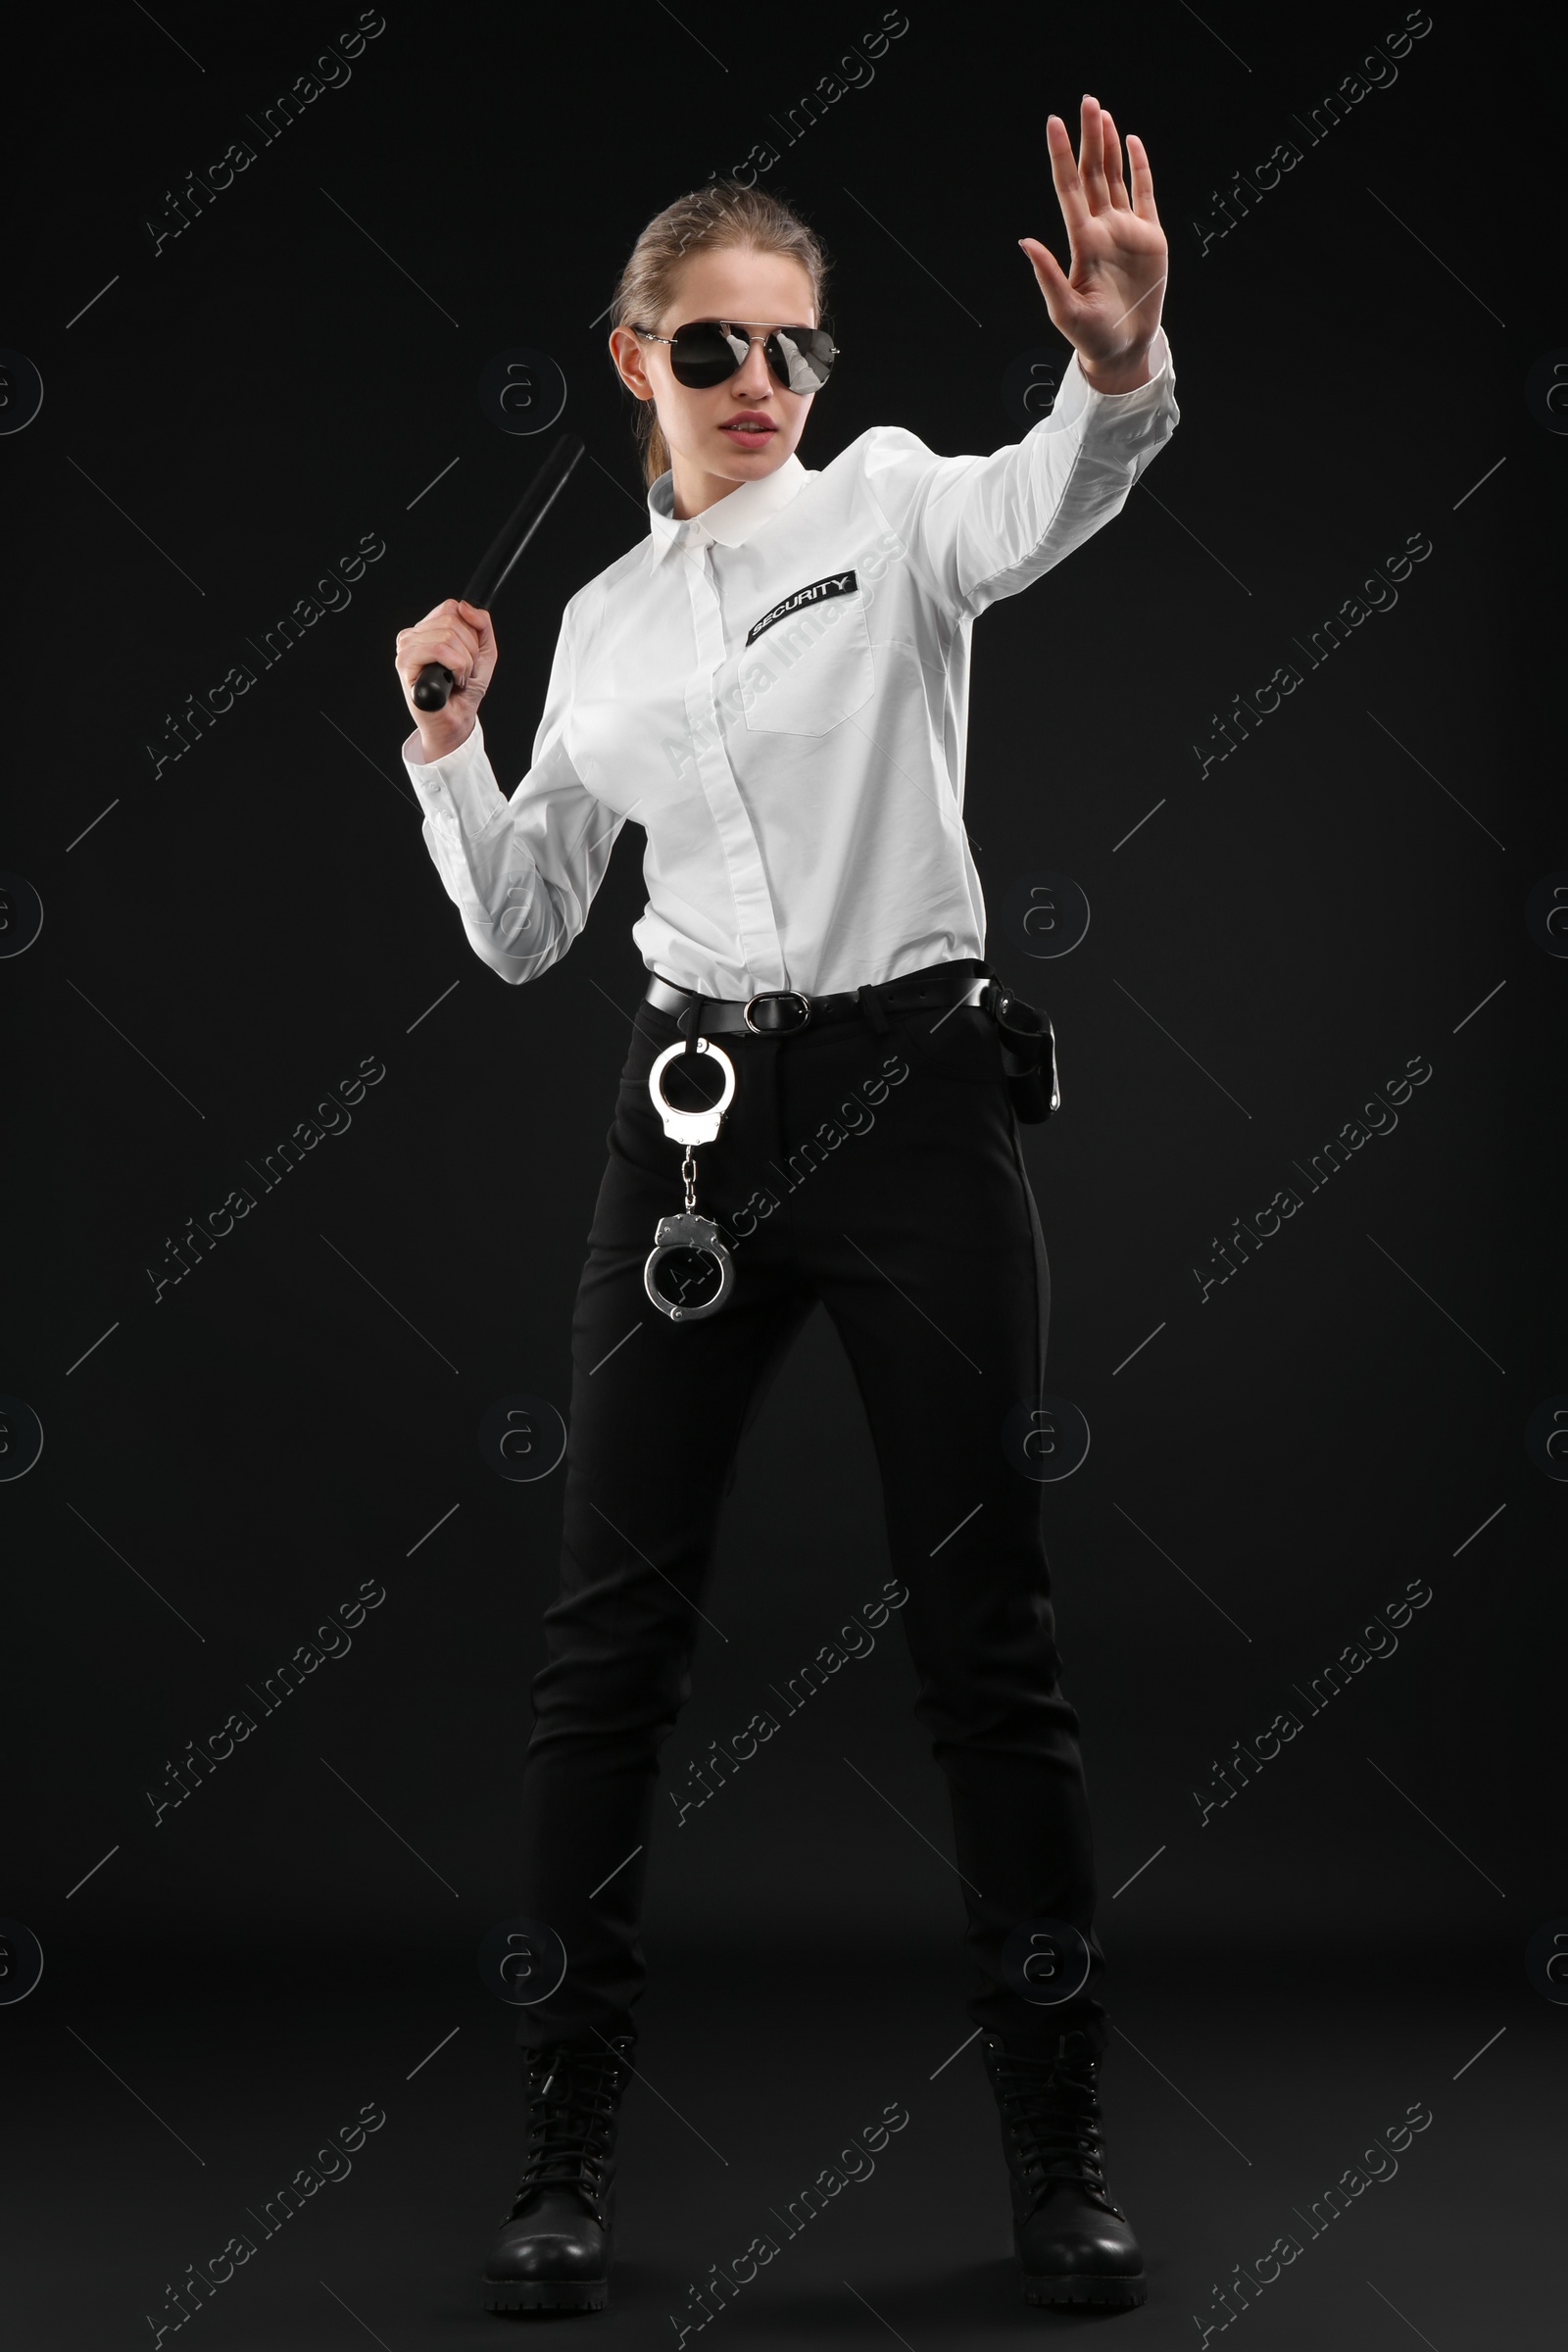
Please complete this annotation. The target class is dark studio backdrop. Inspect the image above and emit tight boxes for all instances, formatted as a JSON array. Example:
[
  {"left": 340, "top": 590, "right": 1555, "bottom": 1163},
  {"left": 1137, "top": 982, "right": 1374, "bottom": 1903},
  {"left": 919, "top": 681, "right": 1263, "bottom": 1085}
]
[{"left": 3, "top": 4, "right": 1562, "bottom": 2346}]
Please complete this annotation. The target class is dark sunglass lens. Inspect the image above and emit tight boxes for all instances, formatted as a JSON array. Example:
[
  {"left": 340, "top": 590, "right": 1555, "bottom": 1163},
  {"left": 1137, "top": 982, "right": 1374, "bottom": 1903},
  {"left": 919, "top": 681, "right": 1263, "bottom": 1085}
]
[
  {"left": 766, "top": 327, "right": 836, "bottom": 394},
  {"left": 669, "top": 321, "right": 746, "bottom": 387}
]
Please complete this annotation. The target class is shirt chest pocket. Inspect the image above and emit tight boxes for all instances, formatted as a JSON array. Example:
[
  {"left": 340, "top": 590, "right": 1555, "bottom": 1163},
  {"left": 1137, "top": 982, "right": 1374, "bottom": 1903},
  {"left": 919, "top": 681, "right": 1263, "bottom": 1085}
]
[{"left": 738, "top": 588, "right": 876, "bottom": 737}]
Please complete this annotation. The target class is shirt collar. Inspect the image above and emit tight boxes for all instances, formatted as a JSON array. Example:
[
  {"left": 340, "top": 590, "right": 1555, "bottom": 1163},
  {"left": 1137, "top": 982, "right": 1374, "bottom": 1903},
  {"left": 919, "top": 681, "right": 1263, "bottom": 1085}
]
[{"left": 646, "top": 452, "right": 810, "bottom": 564}]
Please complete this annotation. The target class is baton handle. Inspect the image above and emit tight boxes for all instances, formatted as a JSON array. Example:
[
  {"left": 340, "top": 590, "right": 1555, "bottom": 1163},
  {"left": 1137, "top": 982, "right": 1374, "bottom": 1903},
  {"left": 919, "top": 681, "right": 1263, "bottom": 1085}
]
[{"left": 411, "top": 433, "right": 585, "bottom": 712}]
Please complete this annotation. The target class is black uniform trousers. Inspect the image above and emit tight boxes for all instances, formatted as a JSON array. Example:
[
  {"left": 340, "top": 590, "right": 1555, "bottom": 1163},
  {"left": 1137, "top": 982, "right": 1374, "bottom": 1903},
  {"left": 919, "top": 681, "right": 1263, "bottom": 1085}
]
[{"left": 513, "top": 956, "right": 1106, "bottom": 2058}]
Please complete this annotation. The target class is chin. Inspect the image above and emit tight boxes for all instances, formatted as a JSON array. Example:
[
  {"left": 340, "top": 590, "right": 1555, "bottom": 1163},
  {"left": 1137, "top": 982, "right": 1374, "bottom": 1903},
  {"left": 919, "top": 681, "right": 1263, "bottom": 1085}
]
[{"left": 716, "top": 435, "right": 785, "bottom": 467}]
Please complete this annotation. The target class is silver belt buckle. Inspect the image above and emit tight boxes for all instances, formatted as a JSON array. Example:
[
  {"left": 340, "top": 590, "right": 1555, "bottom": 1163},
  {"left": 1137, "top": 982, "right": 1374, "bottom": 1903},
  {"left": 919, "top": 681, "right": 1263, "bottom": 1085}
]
[{"left": 743, "top": 990, "right": 810, "bottom": 1035}]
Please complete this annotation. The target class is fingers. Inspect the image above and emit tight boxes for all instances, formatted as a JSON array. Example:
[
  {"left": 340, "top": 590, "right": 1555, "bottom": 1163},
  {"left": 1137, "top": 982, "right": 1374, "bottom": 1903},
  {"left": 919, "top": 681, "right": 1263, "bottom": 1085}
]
[
  {"left": 413, "top": 598, "right": 484, "bottom": 661},
  {"left": 396, "top": 626, "right": 472, "bottom": 672},
  {"left": 1045, "top": 111, "right": 1090, "bottom": 239},
  {"left": 1017, "top": 236, "right": 1078, "bottom": 336},
  {"left": 394, "top": 597, "right": 493, "bottom": 691},
  {"left": 1124, "top": 130, "right": 1161, "bottom": 226},
  {"left": 1055, "top": 98, "right": 1157, "bottom": 224},
  {"left": 1100, "top": 109, "right": 1131, "bottom": 212},
  {"left": 456, "top": 598, "right": 494, "bottom": 650},
  {"left": 399, "top": 635, "right": 465, "bottom": 686},
  {"left": 1076, "top": 92, "right": 1111, "bottom": 214}
]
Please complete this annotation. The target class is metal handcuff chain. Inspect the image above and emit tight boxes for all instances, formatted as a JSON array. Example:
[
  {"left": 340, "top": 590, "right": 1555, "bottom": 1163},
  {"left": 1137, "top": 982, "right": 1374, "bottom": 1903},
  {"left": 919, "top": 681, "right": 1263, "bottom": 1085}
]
[{"left": 643, "top": 1037, "right": 738, "bottom": 1323}]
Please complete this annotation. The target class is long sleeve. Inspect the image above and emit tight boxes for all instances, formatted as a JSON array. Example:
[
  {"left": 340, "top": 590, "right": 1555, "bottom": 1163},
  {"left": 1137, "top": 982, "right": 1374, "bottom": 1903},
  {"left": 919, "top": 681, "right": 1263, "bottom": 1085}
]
[
  {"left": 860, "top": 324, "right": 1179, "bottom": 621},
  {"left": 402, "top": 605, "right": 622, "bottom": 986}
]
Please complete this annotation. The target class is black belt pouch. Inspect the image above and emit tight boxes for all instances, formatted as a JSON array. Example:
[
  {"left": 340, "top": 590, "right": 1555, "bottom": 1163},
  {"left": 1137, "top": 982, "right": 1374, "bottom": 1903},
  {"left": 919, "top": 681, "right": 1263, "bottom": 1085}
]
[{"left": 979, "top": 976, "right": 1060, "bottom": 1124}]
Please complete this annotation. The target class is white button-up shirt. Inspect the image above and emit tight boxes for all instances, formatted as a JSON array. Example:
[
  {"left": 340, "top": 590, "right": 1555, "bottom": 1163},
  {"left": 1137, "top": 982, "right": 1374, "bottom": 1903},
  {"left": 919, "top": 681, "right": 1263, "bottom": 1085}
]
[{"left": 403, "top": 327, "right": 1179, "bottom": 999}]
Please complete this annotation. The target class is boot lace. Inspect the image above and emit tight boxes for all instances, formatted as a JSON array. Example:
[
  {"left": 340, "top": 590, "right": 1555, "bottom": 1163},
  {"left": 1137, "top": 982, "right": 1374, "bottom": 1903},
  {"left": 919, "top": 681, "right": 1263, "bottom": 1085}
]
[
  {"left": 993, "top": 2047, "right": 1123, "bottom": 2220},
  {"left": 510, "top": 2039, "right": 632, "bottom": 2220}
]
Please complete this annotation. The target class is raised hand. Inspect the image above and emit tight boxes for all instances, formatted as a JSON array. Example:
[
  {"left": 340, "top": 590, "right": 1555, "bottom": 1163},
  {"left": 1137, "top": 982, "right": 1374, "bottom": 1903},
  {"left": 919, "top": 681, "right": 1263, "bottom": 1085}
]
[{"left": 1019, "top": 95, "right": 1167, "bottom": 394}]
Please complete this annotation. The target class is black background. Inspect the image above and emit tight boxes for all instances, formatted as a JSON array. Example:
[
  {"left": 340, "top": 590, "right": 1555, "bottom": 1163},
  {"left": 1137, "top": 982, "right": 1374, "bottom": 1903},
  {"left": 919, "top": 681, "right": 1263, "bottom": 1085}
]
[{"left": 4, "top": 4, "right": 1561, "bottom": 2346}]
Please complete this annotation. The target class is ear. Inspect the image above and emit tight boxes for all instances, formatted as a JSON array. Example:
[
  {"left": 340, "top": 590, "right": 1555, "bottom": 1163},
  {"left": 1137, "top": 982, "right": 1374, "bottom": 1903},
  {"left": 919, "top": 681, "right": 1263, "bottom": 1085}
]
[{"left": 609, "top": 326, "right": 653, "bottom": 402}]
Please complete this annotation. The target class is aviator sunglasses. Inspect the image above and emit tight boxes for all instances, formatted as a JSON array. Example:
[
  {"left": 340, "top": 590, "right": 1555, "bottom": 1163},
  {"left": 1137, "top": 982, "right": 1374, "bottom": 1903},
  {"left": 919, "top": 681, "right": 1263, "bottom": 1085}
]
[{"left": 634, "top": 318, "right": 839, "bottom": 396}]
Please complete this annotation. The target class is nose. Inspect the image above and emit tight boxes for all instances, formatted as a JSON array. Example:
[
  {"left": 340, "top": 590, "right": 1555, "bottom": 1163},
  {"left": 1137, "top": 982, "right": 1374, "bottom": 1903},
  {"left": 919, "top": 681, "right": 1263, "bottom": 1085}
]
[{"left": 730, "top": 336, "right": 775, "bottom": 398}]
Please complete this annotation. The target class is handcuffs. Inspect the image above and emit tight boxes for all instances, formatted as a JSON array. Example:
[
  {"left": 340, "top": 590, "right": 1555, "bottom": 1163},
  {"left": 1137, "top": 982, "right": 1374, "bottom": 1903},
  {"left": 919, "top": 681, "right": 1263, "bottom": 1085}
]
[{"left": 643, "top": 1036, "right": 737, "bottom": 1323}]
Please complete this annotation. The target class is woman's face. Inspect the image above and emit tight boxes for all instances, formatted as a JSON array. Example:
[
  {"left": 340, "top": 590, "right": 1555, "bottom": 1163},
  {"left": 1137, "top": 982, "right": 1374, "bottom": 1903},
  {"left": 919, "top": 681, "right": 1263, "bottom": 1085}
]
[{"left": 611, "top": 246, "right": 819, "bottom": 500}]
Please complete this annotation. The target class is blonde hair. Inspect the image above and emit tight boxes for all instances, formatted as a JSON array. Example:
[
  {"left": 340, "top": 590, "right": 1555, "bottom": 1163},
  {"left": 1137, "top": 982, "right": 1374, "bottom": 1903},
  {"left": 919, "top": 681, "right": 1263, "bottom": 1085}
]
[{"left": 609, "top": 181, "right": 832, "bottom": 488}]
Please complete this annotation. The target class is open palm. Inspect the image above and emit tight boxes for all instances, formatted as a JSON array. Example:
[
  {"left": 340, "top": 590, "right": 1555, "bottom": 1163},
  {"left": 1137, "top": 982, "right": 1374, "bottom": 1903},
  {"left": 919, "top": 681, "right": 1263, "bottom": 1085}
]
[{"left": 1020, "top": 96, "right": 1167, "bottom": 391}]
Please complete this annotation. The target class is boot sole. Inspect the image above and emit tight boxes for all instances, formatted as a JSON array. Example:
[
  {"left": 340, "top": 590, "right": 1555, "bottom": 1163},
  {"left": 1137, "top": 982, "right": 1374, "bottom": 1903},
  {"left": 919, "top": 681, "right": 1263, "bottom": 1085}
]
[
  {"left": 1023, "top": 2271, "right": 1147, "bottom": 2309},
  {"left": 483, "top": 2278, "right": 608, "bottom": 2314}
]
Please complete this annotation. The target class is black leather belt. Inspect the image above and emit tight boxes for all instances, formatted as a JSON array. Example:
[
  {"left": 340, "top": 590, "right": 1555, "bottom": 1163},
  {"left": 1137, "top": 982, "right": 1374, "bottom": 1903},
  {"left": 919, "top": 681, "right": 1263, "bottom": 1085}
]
[{"left": 644, "top": 959, "right": 991, "bottom": 1037}]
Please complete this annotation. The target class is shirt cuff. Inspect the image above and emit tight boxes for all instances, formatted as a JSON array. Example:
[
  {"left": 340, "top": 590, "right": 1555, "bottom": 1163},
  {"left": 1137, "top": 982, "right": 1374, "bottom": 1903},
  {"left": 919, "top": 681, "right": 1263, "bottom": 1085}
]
[
  {"left": 402, "top": 715, "right": 504, "bottom": 838},
  {"left": 1051, "top": 323, "right": 1174, "bottom": 431}
]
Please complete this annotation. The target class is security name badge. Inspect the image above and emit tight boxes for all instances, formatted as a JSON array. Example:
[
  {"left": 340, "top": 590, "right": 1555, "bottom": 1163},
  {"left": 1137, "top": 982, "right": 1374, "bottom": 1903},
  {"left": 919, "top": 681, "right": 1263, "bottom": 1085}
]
[{"left": 644, "top": 1039, "right": 737, "bottom": 1322}]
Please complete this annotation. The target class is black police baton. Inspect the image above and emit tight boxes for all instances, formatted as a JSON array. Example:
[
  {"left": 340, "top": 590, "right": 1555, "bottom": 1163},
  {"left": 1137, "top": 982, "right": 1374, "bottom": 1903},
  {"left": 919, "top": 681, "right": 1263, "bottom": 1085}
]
[{"left": 412, "top": 432, "right": 586, "bottom": 711}]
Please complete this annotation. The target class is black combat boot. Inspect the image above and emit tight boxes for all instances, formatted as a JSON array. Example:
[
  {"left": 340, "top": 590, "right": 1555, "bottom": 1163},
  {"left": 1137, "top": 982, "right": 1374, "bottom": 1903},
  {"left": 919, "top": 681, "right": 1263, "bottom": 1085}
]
[
  {"left": 482, "top": 2034, "right": 636, "bottom": 2314},
  {"left": 980, "top": 2029, "right": 1147, "bottom": 2309}
]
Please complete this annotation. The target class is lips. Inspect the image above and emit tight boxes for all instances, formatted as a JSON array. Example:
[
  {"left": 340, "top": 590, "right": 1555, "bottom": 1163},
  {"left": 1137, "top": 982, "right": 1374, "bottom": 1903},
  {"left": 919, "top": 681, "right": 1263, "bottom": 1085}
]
[{"left": 720, "top": 414, "right": 776, "bottom": 439}]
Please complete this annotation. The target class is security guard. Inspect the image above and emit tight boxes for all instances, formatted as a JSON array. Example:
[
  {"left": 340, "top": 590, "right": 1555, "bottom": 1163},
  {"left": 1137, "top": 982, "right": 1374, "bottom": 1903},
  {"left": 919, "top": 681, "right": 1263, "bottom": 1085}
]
[{"left": 395, "top": 98, "right": 1177, "bottom": 2319}]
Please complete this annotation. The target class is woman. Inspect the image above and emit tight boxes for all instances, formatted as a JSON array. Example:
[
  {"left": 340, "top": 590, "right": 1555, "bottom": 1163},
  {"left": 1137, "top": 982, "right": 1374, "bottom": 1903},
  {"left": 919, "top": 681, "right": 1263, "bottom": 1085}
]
[{"left": 394, "top": 96, "right": 1176, "bottom": 2318}]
